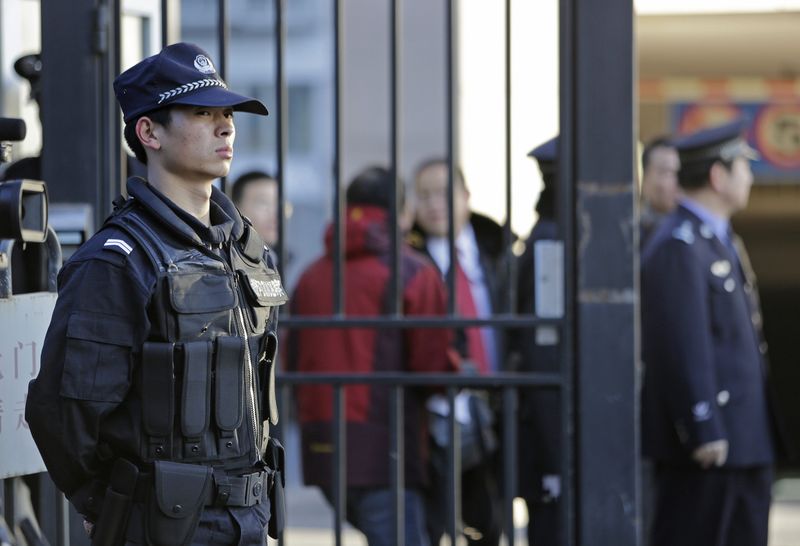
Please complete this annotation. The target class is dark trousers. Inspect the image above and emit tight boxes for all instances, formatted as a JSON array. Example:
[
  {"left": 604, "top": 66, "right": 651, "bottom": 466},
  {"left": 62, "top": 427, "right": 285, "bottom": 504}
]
[
  {"left": 651, "top": 464, "right": 773, "bottom": 546},
  {"left": 425, "top": 459, "right": 503, "bottom": 545}
]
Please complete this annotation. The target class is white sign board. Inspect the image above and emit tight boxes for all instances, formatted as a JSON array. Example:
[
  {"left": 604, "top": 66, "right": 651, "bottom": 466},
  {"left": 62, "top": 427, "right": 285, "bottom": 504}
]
[{"left": 0, "top": 292, "right": 56, "bottom": 479}]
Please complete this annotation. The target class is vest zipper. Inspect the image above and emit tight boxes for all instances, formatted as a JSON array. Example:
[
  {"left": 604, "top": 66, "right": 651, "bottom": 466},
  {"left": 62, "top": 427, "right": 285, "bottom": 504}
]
[{"left": 234, "top": 304, "right": 261, "bottom": 463}]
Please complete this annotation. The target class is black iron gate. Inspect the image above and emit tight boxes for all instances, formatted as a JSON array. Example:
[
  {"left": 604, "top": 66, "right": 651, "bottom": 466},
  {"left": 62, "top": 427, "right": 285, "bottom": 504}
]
[{"left": 3, "top": 0, "right": 637, "bottom": 544}]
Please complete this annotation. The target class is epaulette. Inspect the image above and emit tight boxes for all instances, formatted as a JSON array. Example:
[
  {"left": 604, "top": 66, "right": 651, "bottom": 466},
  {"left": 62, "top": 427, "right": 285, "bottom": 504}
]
[{"left": 672, "top": 220, "right": 695, "bottom": 245}]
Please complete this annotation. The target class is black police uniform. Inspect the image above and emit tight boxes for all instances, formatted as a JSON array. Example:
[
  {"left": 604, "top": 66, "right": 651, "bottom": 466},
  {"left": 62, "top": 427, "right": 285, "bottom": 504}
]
[
  {"left": 25, "top": 43, "right": 284, "bottom": 545},
  {"left": 27, "top": 177, "right": 287, "bottom": 544},
  {"left": 640, "top": 120, "right": 784, "bottom": 546},
  {"left": 512, "top": 136, "right": 563, "bottom": 546}
]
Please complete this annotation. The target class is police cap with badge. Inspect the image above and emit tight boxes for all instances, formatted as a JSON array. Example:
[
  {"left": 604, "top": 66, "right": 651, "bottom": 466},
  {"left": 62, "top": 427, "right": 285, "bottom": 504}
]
[
  {"left": 672, "top": 117, "right": 759, "bottom": 188},
  {"left": 113, "top": 42, "right": 268, "bottom": 123}
]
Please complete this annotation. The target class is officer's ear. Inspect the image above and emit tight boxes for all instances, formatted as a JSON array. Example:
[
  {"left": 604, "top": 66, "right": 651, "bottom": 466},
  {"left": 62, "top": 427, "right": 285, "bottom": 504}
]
[
  {"left": 708, "top": 161, "right": 729, "bottom": 193},
  {"left": 135, "top": 116, "right": 162, "bottom": 154}
]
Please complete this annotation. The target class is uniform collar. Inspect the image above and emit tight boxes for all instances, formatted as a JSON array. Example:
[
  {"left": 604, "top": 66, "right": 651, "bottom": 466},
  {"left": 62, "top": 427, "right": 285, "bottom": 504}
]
[{"left": 679, "top": 197, "right": 731, "bottom": 244}]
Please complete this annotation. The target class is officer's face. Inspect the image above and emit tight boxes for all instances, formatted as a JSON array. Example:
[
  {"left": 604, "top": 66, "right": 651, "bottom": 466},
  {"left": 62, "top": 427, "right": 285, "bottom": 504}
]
[
  {"left": 414, "top": 164, "right": 470, "bottom": 238},
  {"left": 155, "top": 105, "right": 236, "bottom": 182},
  {"left": 718, "top": 156, "right": 754, "bottom": 214},
  {"left": 642, "top": 146, "right": 680, "bottom": 214}
]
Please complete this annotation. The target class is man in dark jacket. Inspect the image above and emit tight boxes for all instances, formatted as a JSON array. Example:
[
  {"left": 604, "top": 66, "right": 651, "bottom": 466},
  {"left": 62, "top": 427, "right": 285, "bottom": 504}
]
[
  {"left": 409, "top": 158, "right": 506, "bottom": 545},
  {"left": 289, "top": 166, "right": 455, "bottom": 546},
  {"left": 26, "top": 43, "right": 287, "bottom": 545},
  {"left": 514, "top": 136, "right": 563, "bottom": 546},
  {"left": 641, "top": 118, "right": 784, "bottom": 546}
]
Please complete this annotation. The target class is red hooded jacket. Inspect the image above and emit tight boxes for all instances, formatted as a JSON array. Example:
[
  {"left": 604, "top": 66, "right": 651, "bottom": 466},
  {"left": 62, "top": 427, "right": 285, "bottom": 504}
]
[{"left": 289, "top": 205, "right": 455, "bottom": 488}]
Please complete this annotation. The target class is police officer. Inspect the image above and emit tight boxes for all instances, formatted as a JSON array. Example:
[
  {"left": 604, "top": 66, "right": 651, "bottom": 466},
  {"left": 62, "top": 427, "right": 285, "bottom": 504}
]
[
  {"left": 26, "top": 43, "right": 288, "bottom": 545},
  {"left": 513, "top": 136, "right": 562, "bottom": 546},
  {"left": 641, "top": 118, "right": 784, "bottom": 546}
]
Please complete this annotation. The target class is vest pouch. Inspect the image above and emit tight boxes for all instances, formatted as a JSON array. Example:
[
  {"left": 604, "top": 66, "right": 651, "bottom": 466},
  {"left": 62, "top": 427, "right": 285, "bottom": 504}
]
[
  {"left": 215, "top": 336, "right": 245, "bottom": 457},
  {"left": 168, "top": 271, "right": 236, "bottom": 339},
  {"left": 236, "top": 268, "right": 288, "bottom": 334},
  {"left": 181, "top": 341, "right": 212, "bottom": 459},
  {"left": 142, "top": 343, "right": 175, "bottom": 460},
  {"left": 145, "top": 461, "right": 212, "bottom": 546}
]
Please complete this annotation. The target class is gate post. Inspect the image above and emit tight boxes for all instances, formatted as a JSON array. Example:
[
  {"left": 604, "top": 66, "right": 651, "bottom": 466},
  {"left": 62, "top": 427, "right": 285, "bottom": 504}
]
[{"left": 562, "top": 0, "right": 639, "bottom": 544}]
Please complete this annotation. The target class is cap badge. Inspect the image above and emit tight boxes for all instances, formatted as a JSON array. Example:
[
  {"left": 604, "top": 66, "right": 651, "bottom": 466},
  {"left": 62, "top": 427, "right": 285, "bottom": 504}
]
[
  {"left": 193, "top": 54, "right": 216, "bottom": 74},
  {"left": 710, "top": 260, "right": 731, "bottom": 278}
]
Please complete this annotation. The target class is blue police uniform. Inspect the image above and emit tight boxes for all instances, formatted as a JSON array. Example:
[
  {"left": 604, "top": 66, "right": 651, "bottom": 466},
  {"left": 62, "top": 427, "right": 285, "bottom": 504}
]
[
  {"left": 25, "top": 43, "right": 286, "bottom": 545},
  {"left": 641, "top": 119, "right": 784, "bottom": 546},
  {"left": 513, "top": 136, "right": 563, "bottom": 546}
]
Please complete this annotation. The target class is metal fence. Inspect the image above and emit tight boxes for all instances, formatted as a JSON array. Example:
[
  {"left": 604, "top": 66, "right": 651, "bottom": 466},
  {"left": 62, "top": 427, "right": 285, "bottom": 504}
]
[{"left": 1, "top": 0, "right": 638, "bottom": 544}]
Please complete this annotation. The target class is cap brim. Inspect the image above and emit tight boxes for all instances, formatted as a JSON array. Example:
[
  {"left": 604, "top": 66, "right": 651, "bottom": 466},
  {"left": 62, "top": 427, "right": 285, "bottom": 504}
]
[{"left": 171, "top": 87, "right": 269, "bottom": 116}]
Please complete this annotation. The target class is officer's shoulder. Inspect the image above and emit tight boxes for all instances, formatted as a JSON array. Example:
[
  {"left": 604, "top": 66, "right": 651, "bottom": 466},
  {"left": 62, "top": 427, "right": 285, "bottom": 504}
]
[
  {"left": 67, "top": 226, "right": 146, "bottom": 270},
  {"left": 642, "top": 214, "right": 701, "bottom": 265}
]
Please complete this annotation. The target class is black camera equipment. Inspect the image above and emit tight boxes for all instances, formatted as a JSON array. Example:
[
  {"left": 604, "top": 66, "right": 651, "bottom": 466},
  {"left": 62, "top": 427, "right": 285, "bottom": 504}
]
[{"left": 0, "top": 117, "right": 48, "bottom": 243}]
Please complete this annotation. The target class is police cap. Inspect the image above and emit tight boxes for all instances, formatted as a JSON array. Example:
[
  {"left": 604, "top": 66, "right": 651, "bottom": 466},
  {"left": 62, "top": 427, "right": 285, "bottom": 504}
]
[
  {"left": 528, "top": 136, "right": 559, "bottom": 178},
  {"left": 14, "top": 53, "right": 42, "bottom": 84},
  {"left": 113, "top": 42, "right": 268, "bottom": 123},
  {"left": 673, "top": 118, "right": 759, "bottom": 168}
]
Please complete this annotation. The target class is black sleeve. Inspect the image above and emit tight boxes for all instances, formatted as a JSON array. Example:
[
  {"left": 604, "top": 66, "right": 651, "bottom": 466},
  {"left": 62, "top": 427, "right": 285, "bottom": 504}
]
[{"left": 25, "top": 252, "right": 151, "bottom": 519}]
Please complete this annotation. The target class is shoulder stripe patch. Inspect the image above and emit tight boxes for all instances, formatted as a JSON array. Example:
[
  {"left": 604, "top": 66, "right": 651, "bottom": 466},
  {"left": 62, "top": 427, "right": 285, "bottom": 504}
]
[{"left": 104, "top": 238, "right": 133, "bottom": 255}]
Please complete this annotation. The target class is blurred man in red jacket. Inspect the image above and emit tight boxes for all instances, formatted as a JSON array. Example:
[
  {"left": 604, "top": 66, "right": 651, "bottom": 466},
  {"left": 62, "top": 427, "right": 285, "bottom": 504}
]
[{"left": 289, "top": 166, "right": 455, "bottom": 546}]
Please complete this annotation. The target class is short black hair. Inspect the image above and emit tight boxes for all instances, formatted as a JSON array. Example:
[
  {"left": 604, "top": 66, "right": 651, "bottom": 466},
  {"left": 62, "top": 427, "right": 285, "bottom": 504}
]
[
  {"left": 123, "top": 107, "right": 173, "bottom": 165},
  {"left": 678, "top": 157, "right": 734, "bottom": 190},
  {"left": 346, "top": 166, "right": 405, "bottom": 210},
  {"left": 232, "top": 170, "right": 276, "bottom": 204},
  {"left": 641, "top": 136, "right": 674, "bottom": 173},
  {"left": 413, "top": 157, "right": 467, "bottom": 191}
]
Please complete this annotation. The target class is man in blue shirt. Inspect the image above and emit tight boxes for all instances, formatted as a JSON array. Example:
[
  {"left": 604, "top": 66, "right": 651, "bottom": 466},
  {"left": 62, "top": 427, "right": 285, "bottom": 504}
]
[{"left": 641, "top": 118, "right": 784, "bottom": 546}]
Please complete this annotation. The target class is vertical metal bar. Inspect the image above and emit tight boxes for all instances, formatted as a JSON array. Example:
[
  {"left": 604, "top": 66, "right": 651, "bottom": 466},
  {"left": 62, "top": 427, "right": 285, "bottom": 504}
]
[
  {"left": 161, "top": 0, "right": 169, "bottom": 46},
  {"left": 112, "top": 0, "right": 122, "bottom": 192},
  {"left": 446, "top": 386, "right": 460, "bottom": 544},
  {"left": 445, "top": 0, "right": 458, "bottom": 316},
  {"left": 217, "top": 0, "right": 229, "bottom": 194},
  {"left": 388, "top": 0, "right": 402, "bottom": 316},
  {"left": 390, "top": 386, "right": 405, "bottom": 546},
  {"left": 332, "top": 385, "right": 347, "bottom": 546},
  {"left": 559, "top": 0, "right": 577, "bottom": 542},
  {"left": 503, "top": 0, "right": 516, "bottom": 314},
  {"left": 3, "top": 479, "right": 13, "bottom": 535},
  {"left": 571, "top": 0, "right": 638, "bottom": 543},
  {"left": 332, "top": 0, "right": 345, "bottom": 316},
  {"left": 277, "top": 381, "right": 292, "bottom": 545},
  {"left": 503, "top": 387, "right": 519, "bottom": 545},
  {"left": 275, "top": 0, "right": 288, "bottom": 270}
]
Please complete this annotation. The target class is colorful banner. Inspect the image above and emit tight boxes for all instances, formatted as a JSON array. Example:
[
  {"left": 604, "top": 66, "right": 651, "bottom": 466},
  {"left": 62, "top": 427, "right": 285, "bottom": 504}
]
[{"left": 673, "top": 102, "right": 800, "bottom": 181}]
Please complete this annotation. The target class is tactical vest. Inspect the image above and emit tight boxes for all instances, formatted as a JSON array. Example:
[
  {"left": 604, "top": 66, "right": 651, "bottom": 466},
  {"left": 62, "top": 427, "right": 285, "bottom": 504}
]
[{"left": 107, "top": 201, "right": 287, "bottom": 470}]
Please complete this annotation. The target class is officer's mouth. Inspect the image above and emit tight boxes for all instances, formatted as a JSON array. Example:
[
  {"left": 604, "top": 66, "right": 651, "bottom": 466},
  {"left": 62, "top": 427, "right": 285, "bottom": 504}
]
[{"left": 216, "top": 146, "right": 233, "bottom": 159}]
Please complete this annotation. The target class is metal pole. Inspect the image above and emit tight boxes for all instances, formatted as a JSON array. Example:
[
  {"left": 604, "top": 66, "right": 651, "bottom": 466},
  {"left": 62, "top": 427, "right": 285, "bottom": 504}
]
[
  {"left": 445, "top": 0, "right": 458, "bottom": 315},
  {"left": 503, "top": 387, "right": 519, "bottom": 545},
  {"left": 503, "top": 0, "right": 517, "bottom": 314},
  {"left": 446, "top": 386, "right": 460, "bottom": 544},
  {"left": 559, "top": 0, "right": 577, "bottom": 542},
  {"left": 275, "top": 0, "right": 288, "bottom": 270},
  {"left": 217, "top": 0, "right": 229, "bottom": 194},
  {"left": 572, "top": 0, "right": 638, "bottom": 543},
  {"left": 390, "top": 386, "right": 405, "bottom": 546},
  {"left": 332, "top": 0, "right": 345, "bottom": 316},
  {"left": 332, "top": 386, "right": 347, "bottom": 546},
  {"left": 388, "top": 0, "right": 403, "bottom": 316}
]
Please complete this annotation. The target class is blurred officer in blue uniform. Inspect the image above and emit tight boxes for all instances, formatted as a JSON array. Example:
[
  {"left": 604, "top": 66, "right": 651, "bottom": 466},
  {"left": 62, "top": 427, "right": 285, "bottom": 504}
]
[
  {"left": 26, "top": 43, "right": 288, "bottom": 545},
  {"left": 641, "top": 118, "right": 785, "bottom": 546},
  {"left": 513, "top": 136, "right": 562, "bottom": 546}
]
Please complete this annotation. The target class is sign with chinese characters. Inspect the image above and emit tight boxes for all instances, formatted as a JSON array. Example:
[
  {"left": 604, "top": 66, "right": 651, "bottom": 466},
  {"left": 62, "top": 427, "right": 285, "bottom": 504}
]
[{"left": 0, "top": 293, "right": 56, "bottom": 479}]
